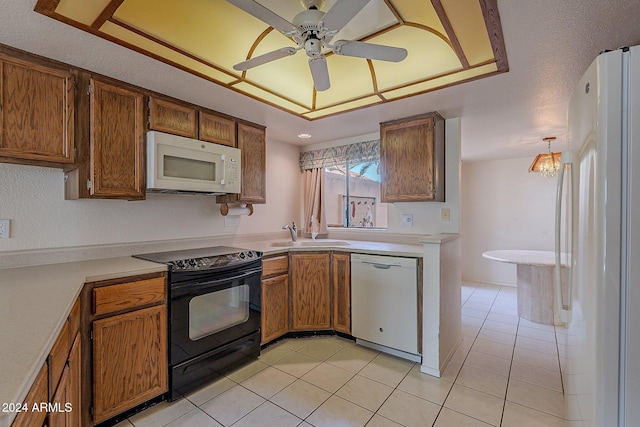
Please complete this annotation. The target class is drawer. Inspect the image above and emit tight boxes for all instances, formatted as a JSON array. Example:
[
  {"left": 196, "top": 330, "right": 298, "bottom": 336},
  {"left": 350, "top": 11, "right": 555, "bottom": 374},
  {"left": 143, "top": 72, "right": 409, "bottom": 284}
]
[
  {"left": 11, "top": 363, "right": 48, "bottom": 427},
  {"left": 93, "top": 277, "right": 165, "bottom": 316},
  {"left": 262, "top": 255, "right": 289, "bottom": 278}
]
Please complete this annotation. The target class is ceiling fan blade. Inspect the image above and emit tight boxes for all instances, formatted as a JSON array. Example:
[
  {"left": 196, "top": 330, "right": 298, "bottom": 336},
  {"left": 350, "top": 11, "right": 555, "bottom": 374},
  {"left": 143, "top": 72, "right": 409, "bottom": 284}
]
[
  {"left": 322, "top": 0, "right": 371, "bottom": 32},
  {"left": 309, "top": 56, "right": 330, "bottom": 91},
  {"left": 333, "top": 40, "right": 408, "bottom": 62},
  {"left": 233, "top": 47, "right": 298, "bottom": 71},
  {"left": 226, "top": 0, "right": 296, "bottom": 34}
]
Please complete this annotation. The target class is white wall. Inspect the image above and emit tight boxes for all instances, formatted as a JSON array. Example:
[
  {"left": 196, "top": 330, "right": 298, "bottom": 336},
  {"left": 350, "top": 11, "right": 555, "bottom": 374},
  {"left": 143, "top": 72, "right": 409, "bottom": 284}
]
[
  {"left": 461, "top": 157, "right": 557, "bottom": 285},
  {"left": 0, "top": 139, "right": 301, "bottom": 253}
]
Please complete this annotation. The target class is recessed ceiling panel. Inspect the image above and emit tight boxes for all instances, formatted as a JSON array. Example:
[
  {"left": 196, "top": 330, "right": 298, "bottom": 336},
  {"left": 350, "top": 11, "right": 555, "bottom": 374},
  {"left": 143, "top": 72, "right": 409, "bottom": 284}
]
[
  {"left": 371, "top": 26, "right": 462, "bottom": 91},
  {"left": 315, "top": 55, "right": 376, "bottom": 108},
  {"left": 55, "top": 0, "right": 111, "bottom": 26},
  {"left": 36, "top": 0, "right": 508, "bottom": 120},
  {"left": 441, "top": 0, "right": 495, "bottom": 66},
  {"left": 100, "top": 21, "right": 238, "bottom": 84}
]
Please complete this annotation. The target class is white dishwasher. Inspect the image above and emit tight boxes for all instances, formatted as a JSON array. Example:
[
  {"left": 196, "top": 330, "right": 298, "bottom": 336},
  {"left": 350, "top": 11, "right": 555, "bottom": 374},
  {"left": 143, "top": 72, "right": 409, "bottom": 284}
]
[{"left": 351, "top": 253, "right": 419, "bottom": 361}]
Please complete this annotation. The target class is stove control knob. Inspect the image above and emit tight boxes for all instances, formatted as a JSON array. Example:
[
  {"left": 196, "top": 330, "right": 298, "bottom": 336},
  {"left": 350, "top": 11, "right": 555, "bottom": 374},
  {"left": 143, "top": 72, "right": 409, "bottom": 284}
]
[
  {"left": 175, "top": 260, "right": 186, "bottom": 269},
  {"left": 247, "top": 251, "right": 254, "bottom": 258},
  {"left": 239, "top": 252, "right": 246, "bottom": 259},
  {"left": 188, "top": 259, "right": 197, "bottom": 267}
]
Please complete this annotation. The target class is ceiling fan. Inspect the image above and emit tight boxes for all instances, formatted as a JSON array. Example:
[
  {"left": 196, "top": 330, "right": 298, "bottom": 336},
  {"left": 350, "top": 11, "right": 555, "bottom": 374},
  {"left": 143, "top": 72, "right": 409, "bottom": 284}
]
[{"left": 227, "top": 0, "right": 408, "bottom": 91}]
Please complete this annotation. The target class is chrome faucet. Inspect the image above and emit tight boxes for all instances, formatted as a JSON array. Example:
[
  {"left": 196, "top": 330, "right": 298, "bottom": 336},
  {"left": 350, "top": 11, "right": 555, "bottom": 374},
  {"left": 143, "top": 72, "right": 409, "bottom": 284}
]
[{"left": 282, "top": 222, "right": 297, "bottom": 242}]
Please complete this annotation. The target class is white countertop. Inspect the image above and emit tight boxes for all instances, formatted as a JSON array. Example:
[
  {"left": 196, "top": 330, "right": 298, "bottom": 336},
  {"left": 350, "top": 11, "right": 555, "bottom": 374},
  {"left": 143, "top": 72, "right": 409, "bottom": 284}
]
[
  {"left": 0, "top": 236, "right": 441, "bottom": 427},
  {"left": 482, "top": 250, "right": 569, "bottom": 267},
  {"left": 241, "top": 238, "right": 424, "bottom": 258},
  {"left": 0, "top": 257, "right": 166, "bottom": 427}
]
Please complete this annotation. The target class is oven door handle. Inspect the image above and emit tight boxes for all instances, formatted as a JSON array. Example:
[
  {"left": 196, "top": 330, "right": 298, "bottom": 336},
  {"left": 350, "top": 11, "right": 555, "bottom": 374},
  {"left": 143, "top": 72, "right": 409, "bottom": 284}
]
[{"left": 170, "top": 269, "right": 261, "bottom": 297}]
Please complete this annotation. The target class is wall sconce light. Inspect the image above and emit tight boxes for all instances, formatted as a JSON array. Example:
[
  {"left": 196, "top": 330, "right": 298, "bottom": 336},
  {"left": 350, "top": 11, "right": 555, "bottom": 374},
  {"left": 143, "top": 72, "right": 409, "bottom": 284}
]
[{"left": 529, "top": 137, "right": 561, "bottom": 177}]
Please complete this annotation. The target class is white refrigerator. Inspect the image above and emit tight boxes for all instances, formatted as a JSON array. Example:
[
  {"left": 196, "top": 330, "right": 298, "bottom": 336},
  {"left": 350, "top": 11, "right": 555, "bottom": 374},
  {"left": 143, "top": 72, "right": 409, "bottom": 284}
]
[{"left": 557, "top": 45, "right": 640, "bottom": 426}]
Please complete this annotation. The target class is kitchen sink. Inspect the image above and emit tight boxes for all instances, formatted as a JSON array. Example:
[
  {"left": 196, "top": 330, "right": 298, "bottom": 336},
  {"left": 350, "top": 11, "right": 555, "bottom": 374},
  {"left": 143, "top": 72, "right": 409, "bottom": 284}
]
[{"left": 270, "top": 240, "right": 350, "bottom": 247}]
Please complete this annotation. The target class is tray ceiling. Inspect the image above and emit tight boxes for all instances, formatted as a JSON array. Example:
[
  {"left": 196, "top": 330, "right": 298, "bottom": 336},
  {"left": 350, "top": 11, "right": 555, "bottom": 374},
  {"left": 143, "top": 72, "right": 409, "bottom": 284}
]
[{"left": 35, "top": 0, "right": 508, "bottom": 120}]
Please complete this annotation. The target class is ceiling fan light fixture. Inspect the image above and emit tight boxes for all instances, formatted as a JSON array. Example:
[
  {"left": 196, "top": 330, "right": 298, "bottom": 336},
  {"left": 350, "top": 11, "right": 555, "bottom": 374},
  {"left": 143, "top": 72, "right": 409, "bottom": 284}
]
[{"left": 226, "top": 0, "right": 405, "bottom": 91}]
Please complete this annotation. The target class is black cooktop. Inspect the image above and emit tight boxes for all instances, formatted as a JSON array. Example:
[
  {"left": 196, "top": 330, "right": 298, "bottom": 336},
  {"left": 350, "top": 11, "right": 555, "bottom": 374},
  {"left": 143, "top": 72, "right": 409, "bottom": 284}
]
[{"left": 133, "top": 246, "right": 261, "bottom": 273}]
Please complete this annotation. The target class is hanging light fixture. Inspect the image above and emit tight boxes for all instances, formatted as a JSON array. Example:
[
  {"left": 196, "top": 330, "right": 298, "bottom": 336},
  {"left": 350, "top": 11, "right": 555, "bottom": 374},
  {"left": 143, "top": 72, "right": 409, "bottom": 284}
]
[{"left": 528, "top": 137, "right": 561, "bottom": 177}]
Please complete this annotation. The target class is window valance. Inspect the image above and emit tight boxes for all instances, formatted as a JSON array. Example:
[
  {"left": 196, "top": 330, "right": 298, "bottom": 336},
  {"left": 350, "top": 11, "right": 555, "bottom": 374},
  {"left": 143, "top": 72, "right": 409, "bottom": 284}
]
[{"left": 299, "top": 139, "right": 380, "bottom": 171}]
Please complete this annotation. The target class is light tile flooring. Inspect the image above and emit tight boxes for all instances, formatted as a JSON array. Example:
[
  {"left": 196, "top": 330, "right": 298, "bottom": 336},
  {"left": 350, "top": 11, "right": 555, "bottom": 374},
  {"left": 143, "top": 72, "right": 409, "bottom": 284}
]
[{"left": 116, "top": 282, "right": 579, "bottom": 427}]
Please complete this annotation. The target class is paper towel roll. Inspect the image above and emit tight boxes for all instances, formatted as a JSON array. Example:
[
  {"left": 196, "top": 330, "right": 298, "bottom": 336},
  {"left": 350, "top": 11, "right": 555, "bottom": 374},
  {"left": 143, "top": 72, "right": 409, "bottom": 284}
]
[{"left": 220, "top": 203, "right": 254, "bottom": 216}]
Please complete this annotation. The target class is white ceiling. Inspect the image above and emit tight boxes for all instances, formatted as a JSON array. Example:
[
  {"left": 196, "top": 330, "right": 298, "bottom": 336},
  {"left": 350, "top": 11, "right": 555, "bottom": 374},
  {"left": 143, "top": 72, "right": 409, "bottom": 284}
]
[{"left": 3, "top": 0, "right": 640, "bottom": 161}]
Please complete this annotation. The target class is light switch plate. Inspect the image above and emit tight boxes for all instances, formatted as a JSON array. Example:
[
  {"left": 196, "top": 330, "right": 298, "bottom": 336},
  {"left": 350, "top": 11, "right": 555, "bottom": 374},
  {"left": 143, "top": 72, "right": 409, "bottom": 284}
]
[
  {"left": 401, "top": 214, "right": 413, "bottom": 227},
  {"left": 0, "top": 219, "right": 10, "bottom": 238},
  {"left": 440, "top": 208, "right": 451, "bottom": 221}
]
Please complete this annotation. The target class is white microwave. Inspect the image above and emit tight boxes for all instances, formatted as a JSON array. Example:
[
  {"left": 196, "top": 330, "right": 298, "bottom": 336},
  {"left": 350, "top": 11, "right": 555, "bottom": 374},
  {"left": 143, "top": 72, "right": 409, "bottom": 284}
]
[{"left": 146, "top": 131, "right": 241, "bottom": 195}]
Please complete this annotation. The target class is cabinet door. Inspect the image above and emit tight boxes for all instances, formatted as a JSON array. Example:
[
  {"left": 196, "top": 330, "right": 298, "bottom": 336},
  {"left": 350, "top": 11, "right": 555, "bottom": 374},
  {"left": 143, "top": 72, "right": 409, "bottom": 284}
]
[
  {"left": 67, "top": 333, "right": 82, "bottom": 427},
  {"left": 92, "top": 305, "right": 167, "bottom": 424},
  {"left": 380, "top": 113, "right": 444, "bottom": 202},
  {"left": 0, "top": 52, "right": 74, "bottom": 165},
  {"left": 291, "top": 253, "right": 331, "bottom": 331},
  {"left": 10, "top": 364, "right": 48, "bottom": 427},
  {"left": 332, "top": 253, "right": 351, "bottom": 334},
  {"left": 199, "top": 111, "right": 236, "bottom": 147},
  {"left": 261, "top": 274, "right": 289, "bottom": 344},
  {"left": 149, "top": 96, "right": 197, "bottom": 138},
  {"left": 237, "top": 122, "right": 266, "bottom": 203},
  {"left": 48, "top": 365, "right": 69, "bottom": 427},
  {"left": 89, "top": 79, "right": 145, "bottom": 200}
]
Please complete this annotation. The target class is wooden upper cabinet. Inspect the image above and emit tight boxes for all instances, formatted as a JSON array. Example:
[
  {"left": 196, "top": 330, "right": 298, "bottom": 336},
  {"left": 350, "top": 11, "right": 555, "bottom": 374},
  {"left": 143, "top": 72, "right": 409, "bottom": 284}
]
[
  {"left": 380, "top": 112, "right": 445, "bottom": 202},
  {"left": 148, "top": 96, "right": 197, "bottom": 138},
  {"left": 88, "top": 78, "right": 145, "bottom": 200},
  {"left": 199, "top": 111, "right": 236, "bottom": 147},
  {"left": 0, "top": 50, "right": 75, "bottom": 166},
  {"left": 216, "top": 120, "right": 266, "bottom": 204},
  {"left": 237, "top": 121, "right": 266, "bottom": 203}
]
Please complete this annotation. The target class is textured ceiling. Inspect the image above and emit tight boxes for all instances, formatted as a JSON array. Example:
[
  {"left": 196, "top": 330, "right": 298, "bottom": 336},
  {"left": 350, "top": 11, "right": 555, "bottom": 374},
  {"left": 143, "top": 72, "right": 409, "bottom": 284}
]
[
  {"left": 1, "top": 1, "right": 640, "bottom": 161},
  {"left": 34, "top": 0, "right": 507, "bottom": 120}
]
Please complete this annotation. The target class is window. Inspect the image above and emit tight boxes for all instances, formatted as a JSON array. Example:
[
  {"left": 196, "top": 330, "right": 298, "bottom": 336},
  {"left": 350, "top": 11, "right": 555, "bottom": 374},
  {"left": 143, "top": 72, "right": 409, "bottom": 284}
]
[
  {"left": 299, "top": 139, "right": 387, "bottom": 231},
  {"left": 324, "top": 160, "right": 388, "bottom": 228}
]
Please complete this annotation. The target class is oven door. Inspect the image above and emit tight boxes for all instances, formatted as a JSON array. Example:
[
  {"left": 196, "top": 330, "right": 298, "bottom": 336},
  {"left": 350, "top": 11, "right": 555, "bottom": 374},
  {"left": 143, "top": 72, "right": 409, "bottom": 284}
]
[{"left": 169, "top": 267, "right": 261, "bottom": 366}]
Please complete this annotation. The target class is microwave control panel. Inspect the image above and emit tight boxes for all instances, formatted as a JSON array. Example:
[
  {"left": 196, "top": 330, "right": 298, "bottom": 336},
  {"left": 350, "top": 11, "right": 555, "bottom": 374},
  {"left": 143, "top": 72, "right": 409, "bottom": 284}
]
[{"left": 225, "top": 156, "right": 240, "bottom": 187}]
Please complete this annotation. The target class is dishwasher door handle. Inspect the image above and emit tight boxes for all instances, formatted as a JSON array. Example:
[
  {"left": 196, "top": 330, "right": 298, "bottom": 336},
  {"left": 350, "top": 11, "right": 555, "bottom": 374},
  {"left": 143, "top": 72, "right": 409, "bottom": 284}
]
[{"left": 362, "top": 261, "right": 401, "bottom": 269}]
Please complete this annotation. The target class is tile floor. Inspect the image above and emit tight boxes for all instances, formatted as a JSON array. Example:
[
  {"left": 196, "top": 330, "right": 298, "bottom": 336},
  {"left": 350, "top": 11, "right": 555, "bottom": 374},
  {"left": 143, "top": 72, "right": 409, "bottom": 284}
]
[{"left": 115, "top": 282, "right": 580, "bottom": 427}]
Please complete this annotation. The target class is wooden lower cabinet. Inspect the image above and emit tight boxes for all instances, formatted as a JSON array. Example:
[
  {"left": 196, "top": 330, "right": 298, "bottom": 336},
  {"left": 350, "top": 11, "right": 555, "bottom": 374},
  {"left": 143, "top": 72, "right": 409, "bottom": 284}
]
[
  {"left": 48, "top": 334, "right": 81, "bottom": 427},
  {"left": 88, "top": 274, "right": 167, "bottom": 425},
  {"left": 261, "top": 255, "right": 289, "bottom": 344},
  {"left": 332, "top": 253, "right": 351, "bottom": 334},
  {"left": 92, "top": 303, "right": 167, "bottom": 424},
  {"left": 10, "top": 364, "right": 48, "bottom": 427},
  {"left": 261, "top": 275, "right": 289, "bottom": 344},
  {"left": 291, "top": 253, "right": 331, "bottom": 331},
  {"left": 12, "top": 298, "right": 82, "bottom": 427}
]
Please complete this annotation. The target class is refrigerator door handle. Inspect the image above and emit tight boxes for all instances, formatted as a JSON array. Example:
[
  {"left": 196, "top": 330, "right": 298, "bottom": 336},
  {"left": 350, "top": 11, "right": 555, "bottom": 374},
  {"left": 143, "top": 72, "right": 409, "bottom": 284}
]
[{"left": 555, "top": 151, "right": 573, "bottom": 323}]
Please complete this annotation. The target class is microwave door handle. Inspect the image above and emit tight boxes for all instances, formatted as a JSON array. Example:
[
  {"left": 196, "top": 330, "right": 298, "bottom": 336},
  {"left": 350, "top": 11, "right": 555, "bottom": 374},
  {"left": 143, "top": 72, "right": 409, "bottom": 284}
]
[{"left": 220, "top": 155, "right": 226, "bottom": 185}]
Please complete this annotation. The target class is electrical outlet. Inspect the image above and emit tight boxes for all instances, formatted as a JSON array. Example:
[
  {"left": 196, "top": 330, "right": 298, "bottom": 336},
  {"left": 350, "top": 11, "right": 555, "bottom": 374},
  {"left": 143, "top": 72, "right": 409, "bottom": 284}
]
[
  {"left": 440, "top": 208, "right": 451, "bottom": 222},
  {"left": 0, "top": 219, "right": 10, "bottom": 238},
  {"left": 224, "top": 216, "right": 240, "bottom": 227},
  {"left": 401, "top": 214, "right": 413, "bottom": 227}
]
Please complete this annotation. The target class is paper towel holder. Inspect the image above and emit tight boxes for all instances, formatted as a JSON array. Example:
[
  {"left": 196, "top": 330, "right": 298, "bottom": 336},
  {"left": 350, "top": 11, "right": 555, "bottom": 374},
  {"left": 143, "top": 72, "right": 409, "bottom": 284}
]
[{"left": 220, "top": 203, "right": 254, "bottom": 216}]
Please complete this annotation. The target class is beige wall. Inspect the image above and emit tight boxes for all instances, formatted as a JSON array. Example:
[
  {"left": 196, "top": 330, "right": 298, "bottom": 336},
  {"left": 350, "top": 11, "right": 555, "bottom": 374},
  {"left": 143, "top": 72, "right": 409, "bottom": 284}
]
[{"left": 461, "top": 157, "right": 557, "bottom": 285}]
